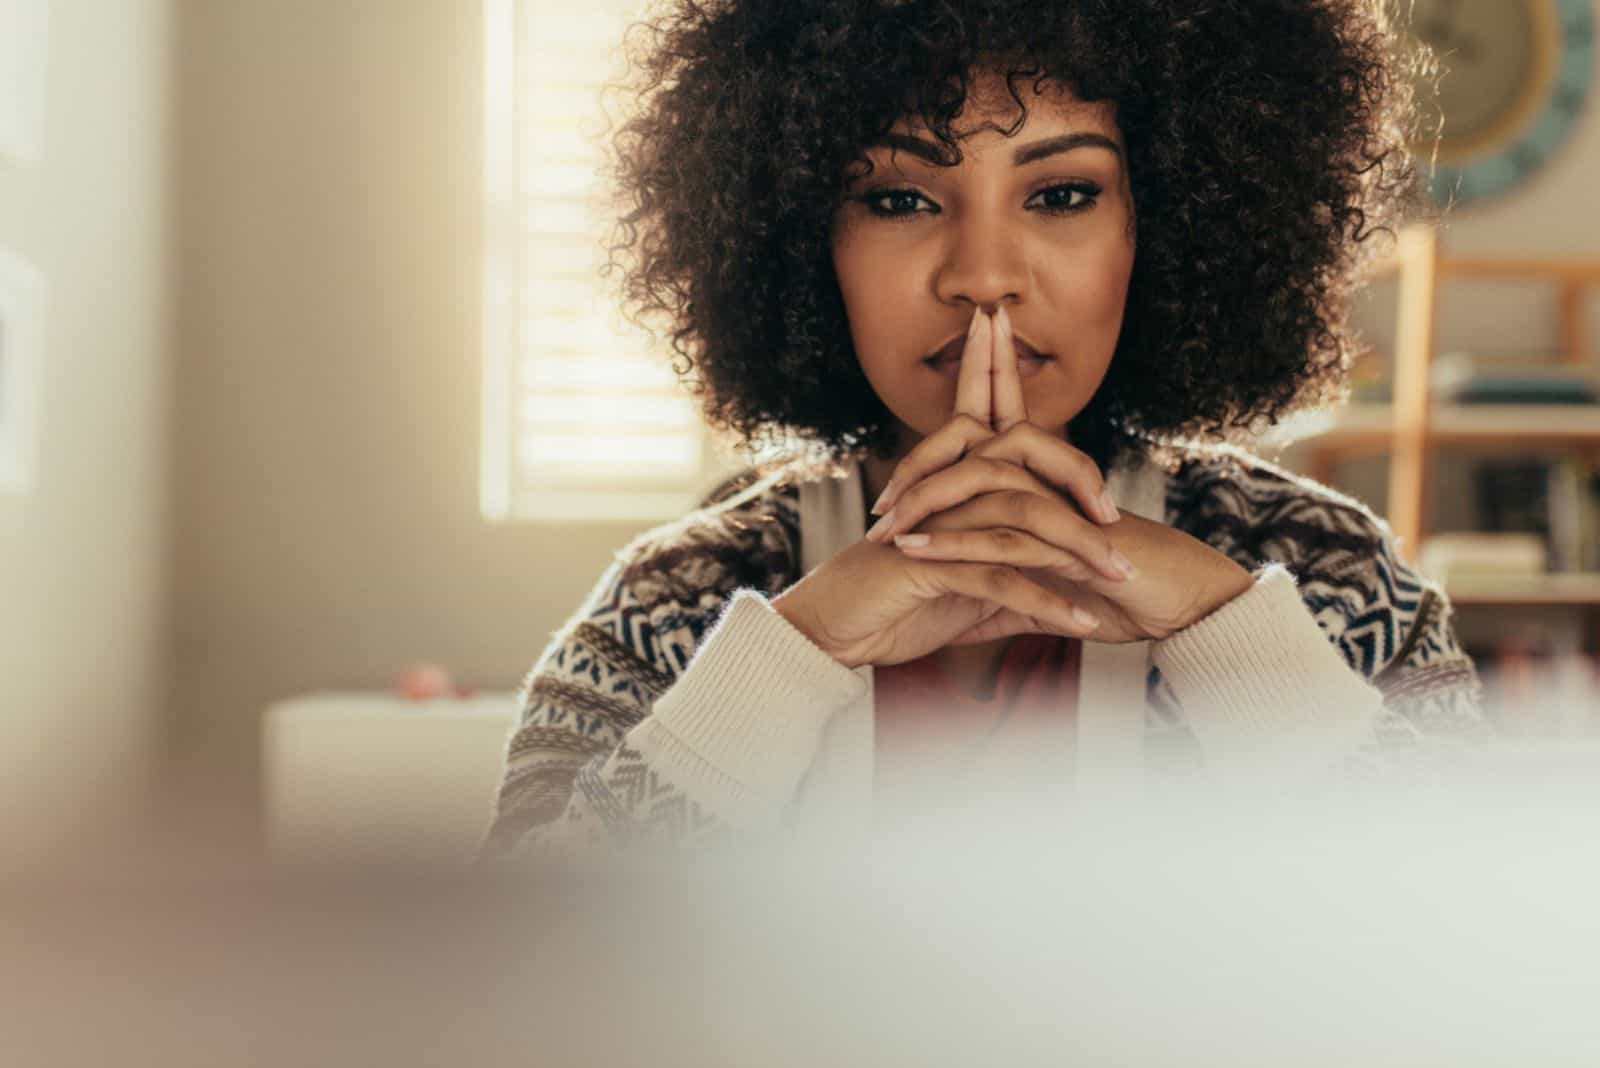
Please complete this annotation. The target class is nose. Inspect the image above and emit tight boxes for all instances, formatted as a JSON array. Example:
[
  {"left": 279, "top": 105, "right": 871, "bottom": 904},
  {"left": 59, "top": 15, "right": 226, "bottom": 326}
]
[{"left": 931, "top": 213, "right": 1028, "bottom": 311}]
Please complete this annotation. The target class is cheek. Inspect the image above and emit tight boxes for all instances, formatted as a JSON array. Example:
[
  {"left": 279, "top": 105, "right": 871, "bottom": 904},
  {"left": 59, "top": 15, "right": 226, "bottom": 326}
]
[
  {"left": 830, "top": 216, "right": 890, "bottom": 298},
  {"left": 830, "top": 229, "right": 873, "bottom": 334},
  {"left": 1057, "top": 245, "right": 1134, "bottom": 331},
  {"left": 831, "top": 231, "right": 920, "bottom": 360}
]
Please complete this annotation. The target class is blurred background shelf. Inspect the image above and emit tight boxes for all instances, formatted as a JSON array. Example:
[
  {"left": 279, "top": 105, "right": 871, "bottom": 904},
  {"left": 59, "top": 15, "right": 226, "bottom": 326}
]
[
  {"left": 1445, "top": 572, "right": 1600, "bottom": 607},
  {"left": 1289, "top": 225, "right": 1600, "bottom": 569},
  {"left": 1277, "top": 403, "right": 1600, "bottom": 459},
  {"left": 1343, "top": 229, "right": 1597, "bottom": 552},
  {"left": 1278, "top": 226, "right": 1600, "bottom": 697}
]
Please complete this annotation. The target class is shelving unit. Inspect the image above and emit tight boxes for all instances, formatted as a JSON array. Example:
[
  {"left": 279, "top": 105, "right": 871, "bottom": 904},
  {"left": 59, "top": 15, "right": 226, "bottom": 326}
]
[
  {"left": 1445, "top": 572, "right": 1600, "bottom": 609},
  {"left": 1295, "top": 403, "right": 1600, "bottom": 461},
  {"left": 1289, "top": 224, "right": 1600, "bottom": 616}
]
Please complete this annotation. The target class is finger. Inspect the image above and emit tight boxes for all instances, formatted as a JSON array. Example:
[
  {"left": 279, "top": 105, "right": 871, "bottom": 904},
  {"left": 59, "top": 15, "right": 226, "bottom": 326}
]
[
  {"left": 869, "top": 414, "right": 992, "bottom": 517},
  {"left": 991, "top": 304, "right": 1028, "bottom": 433},
  {"left": 969, "top": 423, "right": 1120, "bottom": 524},
  {"left": 869, "top": 456, "right": 1048, "bottom": 543},
  {"left": 893, "top": 526, "right": 1102, "bottom": 584},
  {"left": 953, "top": 308, "right": 993, "bottom": 428},
  {"left": 929, "top": 561, "right": 1100, "bottom": 637},
  {"left": 898, "top": 490, "right": 1136, "bottom": 583}
]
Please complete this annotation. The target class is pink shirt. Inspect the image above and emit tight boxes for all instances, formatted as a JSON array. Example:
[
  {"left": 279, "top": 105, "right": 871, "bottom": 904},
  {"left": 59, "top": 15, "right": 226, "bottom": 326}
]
[{"left": 873, "top": 635, "right": 1082, "bottom": 802}]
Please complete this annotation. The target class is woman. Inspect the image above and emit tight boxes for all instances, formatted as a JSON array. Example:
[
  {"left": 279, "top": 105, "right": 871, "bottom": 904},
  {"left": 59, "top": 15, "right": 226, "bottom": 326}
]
[{"left": 482, "top": 0, "right": 1491, "bottom": 858}]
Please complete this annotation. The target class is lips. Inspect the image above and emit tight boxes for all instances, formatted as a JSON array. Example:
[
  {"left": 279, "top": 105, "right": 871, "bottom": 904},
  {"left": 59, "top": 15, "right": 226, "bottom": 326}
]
[
  {"left": 926, "top": 351, "right": 1049, "bottom": 380},
  {"left": 922, "top": 330, "right": 1053, "bottom": 368}
]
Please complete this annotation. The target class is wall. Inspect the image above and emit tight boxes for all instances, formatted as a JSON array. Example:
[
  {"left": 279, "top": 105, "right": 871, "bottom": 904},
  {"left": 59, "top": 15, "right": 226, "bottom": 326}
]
[
  {"left": 0, "top": 0, "right": 174, "bottom": 859},
  {"left": 168, "top": 0, "right": 643, "bottom": 852}
]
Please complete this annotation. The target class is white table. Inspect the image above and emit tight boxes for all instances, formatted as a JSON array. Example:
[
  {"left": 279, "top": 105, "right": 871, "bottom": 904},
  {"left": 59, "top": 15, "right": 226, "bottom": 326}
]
[{"left": 261, "top": 691, "right": 519, "bottom": 865}]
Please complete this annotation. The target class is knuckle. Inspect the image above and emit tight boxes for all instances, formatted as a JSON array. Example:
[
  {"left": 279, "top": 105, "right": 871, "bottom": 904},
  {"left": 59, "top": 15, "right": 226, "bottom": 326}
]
[
  {"left": 1059, "top": 555, "right": 1093, "bottom": 581},
  {"left": 956, "top": 413, "right": 991, "bottom": 440},
  {"left": 988, "top": 528, "right": 1025, "bottom": 553},
  {"left": 899, "top": 441, "right": 932, "bottom": 472},
  {"left": 1072, "top": 452, "right": 1106, "bottom": 492},
  {"left": 1004, "top": 490, "right": 1036, "bottom": 526},
  {"left": 983, "top": 564, "right": 1016, "bottom": 596},
  {"left": 892, "top": 481, "right": 922, "bottom": 513},
  {"left": 978, "top": 456, "right": 1017, "bottom": 482},
  {"left": 1078, "top": 535, "right": 1112, "bottom": 570}
]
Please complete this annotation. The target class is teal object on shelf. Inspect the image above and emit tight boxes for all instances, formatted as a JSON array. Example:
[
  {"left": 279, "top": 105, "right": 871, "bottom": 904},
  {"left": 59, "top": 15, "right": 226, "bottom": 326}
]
[{"left": 1455, "top": 379, "right": 1599, "bottom": 405}]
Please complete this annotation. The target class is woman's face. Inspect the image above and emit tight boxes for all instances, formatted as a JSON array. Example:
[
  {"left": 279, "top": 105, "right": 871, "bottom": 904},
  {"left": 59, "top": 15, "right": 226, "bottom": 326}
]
[{"left": 831, "top": 71, "right": 1136, "bottom": 453}]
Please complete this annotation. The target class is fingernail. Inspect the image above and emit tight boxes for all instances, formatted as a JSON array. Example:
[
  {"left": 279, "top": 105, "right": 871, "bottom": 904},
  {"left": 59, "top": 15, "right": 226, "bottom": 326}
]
[
  {"left": 1098, "top": 488, "right": 1120, "bottom": 523},
  {"left": 893, "top": 533, "right": 930, "bottom": 548},
  {"left": 866, "top": 510, "right": 895, "bottom": 541},
  {"left": 870, "top": 483, "right": 895, "bottom": 516},
  {"left": 1072, "top": 607, "right": 1100, "bottom": 630},
  {"left": 1110, "top": 550, "right": 1138, "bottom": 580}
]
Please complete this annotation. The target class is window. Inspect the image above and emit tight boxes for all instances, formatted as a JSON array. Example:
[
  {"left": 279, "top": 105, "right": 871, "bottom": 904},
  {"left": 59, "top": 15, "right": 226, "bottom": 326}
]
[{"left": 481, "top": 0, "right": 773, "bottom": 522}]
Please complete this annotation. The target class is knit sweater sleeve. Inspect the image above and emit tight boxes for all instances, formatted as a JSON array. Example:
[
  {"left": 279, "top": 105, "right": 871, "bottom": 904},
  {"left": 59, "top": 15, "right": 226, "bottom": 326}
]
[
  {"left": 1150, "top": 562, "right": 1488, "bottom": 789},
  {"left": 1149, "top": 449, "right": 1493, "bottom": 791},
  {"left": 478, "top": 559, "right": 865, "bottom": 863}
]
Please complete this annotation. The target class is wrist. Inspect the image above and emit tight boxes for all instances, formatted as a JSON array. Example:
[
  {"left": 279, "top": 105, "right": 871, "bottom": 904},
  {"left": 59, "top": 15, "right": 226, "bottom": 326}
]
[
  {"left": 772, "top": 588, "right": 857, "bottom": 669},
  {"left": 1182, "top": 560, "right": 1255, "bottom": 629}
]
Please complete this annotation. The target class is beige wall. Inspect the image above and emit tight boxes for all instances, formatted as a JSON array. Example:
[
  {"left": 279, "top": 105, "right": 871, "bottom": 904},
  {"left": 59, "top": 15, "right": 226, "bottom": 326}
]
[
  {"left": 167, "top": 1, "right": 1600, "bottom": 851},
  {"left": 0, "top": 0, "right": 174, "bottom": 858},
  {"left": 169, "top": 0, "right": 641, "bottom": 850},
  {"left": 1351, "top": 83, "right": 1600, "bottom": 376}
]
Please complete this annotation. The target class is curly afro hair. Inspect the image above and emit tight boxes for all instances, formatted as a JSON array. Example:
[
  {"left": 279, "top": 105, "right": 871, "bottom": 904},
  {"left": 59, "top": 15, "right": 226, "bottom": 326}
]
[{"left": 601, "top": 0, "right": 1432, "bottom": 473}]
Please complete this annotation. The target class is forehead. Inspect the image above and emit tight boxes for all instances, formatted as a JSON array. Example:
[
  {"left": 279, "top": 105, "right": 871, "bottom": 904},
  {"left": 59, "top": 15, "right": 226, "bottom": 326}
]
[{"left": 886, "top": 69, "right": 1122, "bottom": 147}]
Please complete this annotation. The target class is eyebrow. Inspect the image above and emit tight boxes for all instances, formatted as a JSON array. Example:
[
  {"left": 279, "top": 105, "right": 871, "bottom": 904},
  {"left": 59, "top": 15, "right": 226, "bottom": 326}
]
[{"left": 867, "top": 130, "right": 1124, "bottom": 168}]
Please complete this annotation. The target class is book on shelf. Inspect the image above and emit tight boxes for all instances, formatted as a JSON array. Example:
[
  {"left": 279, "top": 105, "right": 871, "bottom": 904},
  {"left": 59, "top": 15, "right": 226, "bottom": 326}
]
[
  {"left": 1417, "top": 533, "right": 1546, "bottom": 584},
  {"left": 1433, "top": 351, "right": 1599, "bottom": 406},
  {"left": 1548, "top": 456, "right": 1600, "bottom": 573},
  {"left": 1463, "top": 454, "right": 1600, "bottom": 574},
  {"left": 1350, "top": 350, "right": 1600, "bottom": 407}
]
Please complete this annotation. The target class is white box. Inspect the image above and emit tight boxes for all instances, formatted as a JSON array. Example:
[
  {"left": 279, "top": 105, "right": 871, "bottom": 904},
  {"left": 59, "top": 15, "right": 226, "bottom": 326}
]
[{"left": 262, "top": 691, "right": 520, "bottom": 865}]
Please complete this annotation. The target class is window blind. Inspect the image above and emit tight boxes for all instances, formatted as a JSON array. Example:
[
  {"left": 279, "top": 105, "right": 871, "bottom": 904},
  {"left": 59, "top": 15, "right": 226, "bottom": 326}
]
[{"left": 481, "top": 0, "right": 760, "bottom": 522}]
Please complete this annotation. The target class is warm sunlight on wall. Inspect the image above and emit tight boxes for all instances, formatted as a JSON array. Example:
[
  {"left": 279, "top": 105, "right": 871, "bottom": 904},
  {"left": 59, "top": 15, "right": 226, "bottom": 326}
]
[{"left": 481, "top": 0, "right": 718, "bottom": 523}]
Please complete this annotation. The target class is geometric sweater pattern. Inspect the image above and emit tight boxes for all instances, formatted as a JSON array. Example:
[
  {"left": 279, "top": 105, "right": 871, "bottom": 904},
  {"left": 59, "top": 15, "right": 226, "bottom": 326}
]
[{"left": 481, "top": 443, "right": 1491, "bottom": 858}]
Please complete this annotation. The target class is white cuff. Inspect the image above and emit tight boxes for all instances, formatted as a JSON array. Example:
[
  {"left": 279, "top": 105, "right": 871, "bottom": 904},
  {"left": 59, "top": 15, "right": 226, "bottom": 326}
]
[
  {"left": 1151, "top": 564, "right": 1384, "bottom": 785},
  {"left": 633, "top": 589, "right": 866, "bottom": 820}
]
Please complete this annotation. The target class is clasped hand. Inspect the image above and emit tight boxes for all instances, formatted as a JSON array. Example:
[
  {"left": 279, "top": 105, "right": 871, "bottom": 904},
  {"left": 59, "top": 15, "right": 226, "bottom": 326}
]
[{"left": 864, "top": 304, "right": 1252, "bottom": 644}]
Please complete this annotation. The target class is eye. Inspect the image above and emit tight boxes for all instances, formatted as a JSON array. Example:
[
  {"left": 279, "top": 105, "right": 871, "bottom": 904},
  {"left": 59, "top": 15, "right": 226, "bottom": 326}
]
[
  {"left": 856, "top": 187, "right": 937, "bottom": 219},
  {"left": 851, "top": 181, "right": 1102, "bottom": 221},
  {"left": 1026, "top": 182, "right": 1101, "bottom": 215}
]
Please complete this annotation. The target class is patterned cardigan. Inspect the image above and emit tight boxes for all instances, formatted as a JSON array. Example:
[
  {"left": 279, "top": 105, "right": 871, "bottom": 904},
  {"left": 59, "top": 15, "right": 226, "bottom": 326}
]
[{"left": 481, "top": 444, "right": 1491, "bottom": 859}]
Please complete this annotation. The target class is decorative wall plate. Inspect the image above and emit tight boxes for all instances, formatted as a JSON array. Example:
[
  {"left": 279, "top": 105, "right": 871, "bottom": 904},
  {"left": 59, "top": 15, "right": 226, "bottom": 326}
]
[{"left": 1407, "top": 0, "right": 1595, "bottom": 205}]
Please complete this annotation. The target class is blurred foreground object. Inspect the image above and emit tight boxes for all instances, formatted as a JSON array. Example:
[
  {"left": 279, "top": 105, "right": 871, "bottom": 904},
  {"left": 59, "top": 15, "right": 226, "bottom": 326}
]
[{"left": 12, "top": 748, "right": 1600, "bottom": 1068}]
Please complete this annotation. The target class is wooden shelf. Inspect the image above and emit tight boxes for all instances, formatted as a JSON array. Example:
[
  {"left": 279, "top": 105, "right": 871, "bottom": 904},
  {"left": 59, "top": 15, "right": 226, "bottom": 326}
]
[
  {"left": 1275, "top": 403, "right": 1600, "bottom": 455},
  {"left": 1444, "top": 573, "right": 1600, "bottom": 607},
  {"left": 1352, "top": 227, "right": 1600, "bottom": 571}
]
